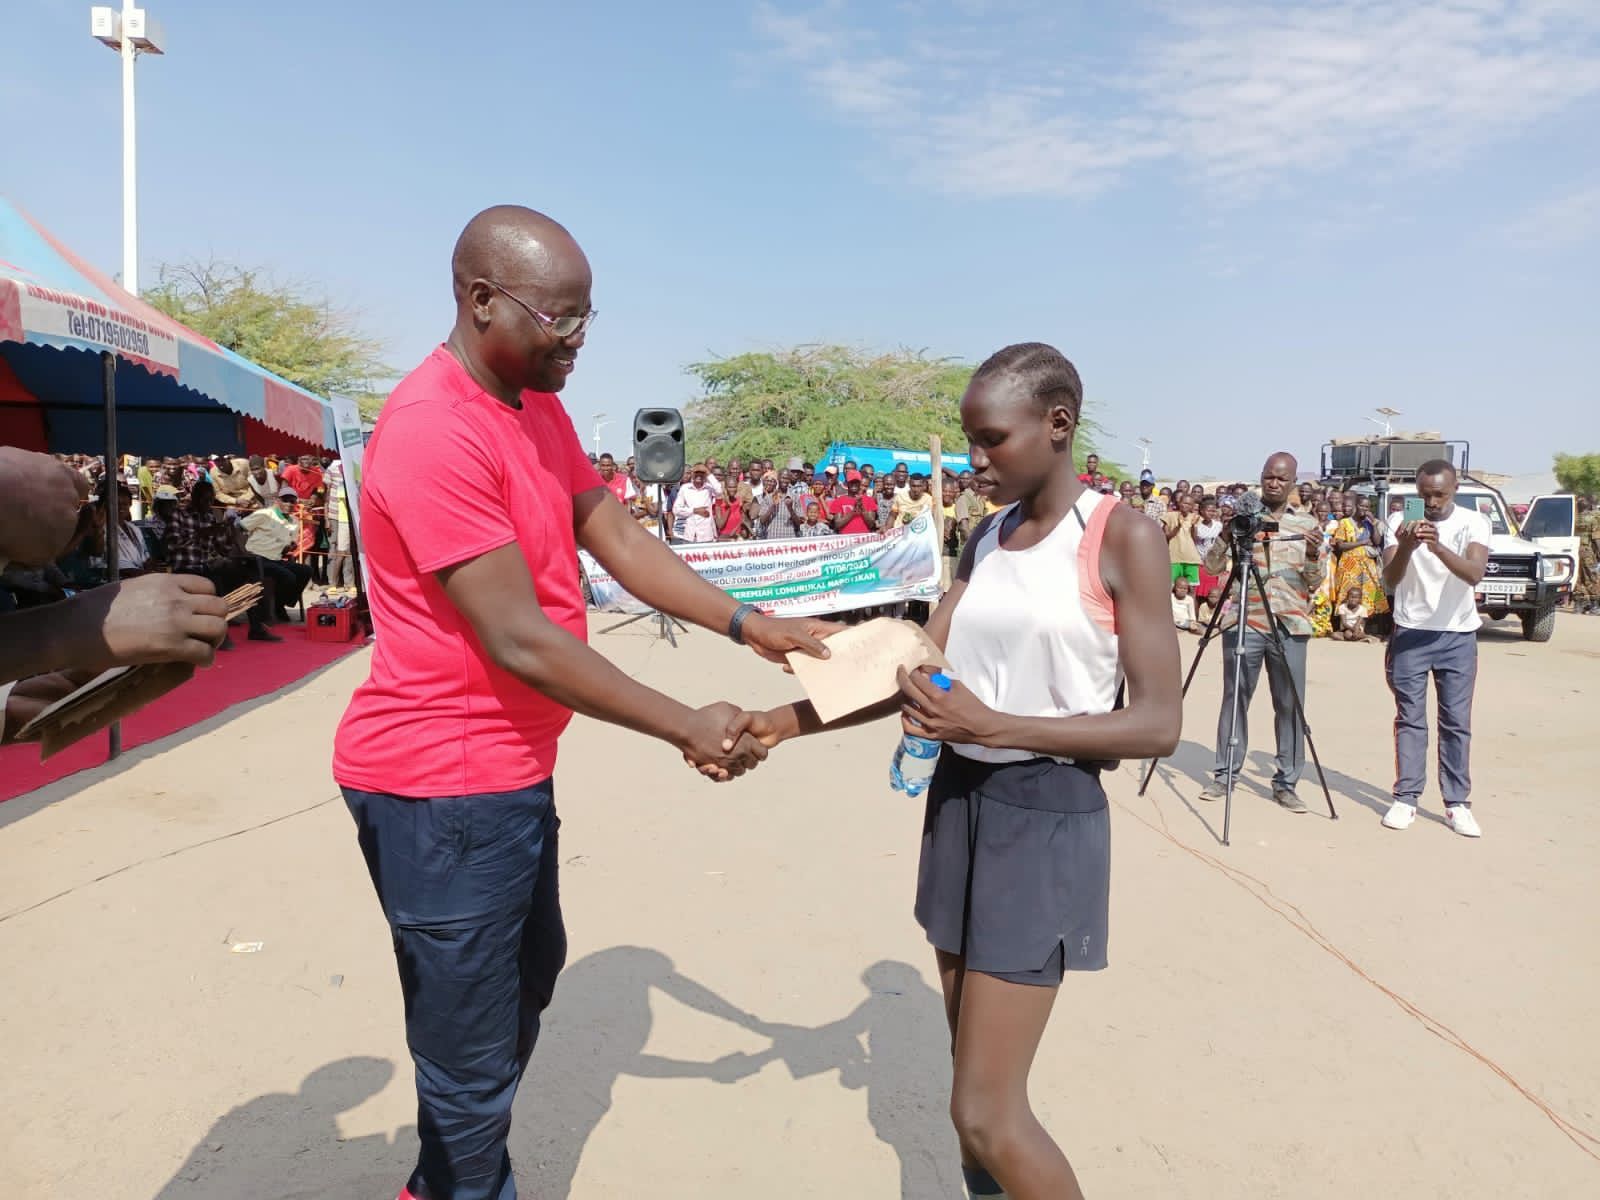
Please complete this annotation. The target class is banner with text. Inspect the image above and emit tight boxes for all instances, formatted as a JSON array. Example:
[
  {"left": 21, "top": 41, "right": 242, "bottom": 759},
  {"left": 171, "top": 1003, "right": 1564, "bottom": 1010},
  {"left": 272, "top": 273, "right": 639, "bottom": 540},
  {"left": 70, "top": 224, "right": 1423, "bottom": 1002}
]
[
  {"left": 582, "top": 512, "right": 944, "bottom": 616},
  {"left": 328, "top": 394, "right": 366, "bottom": 540},
  {"left": 7, "top": 279, "right": 181, "bottom": 376}
]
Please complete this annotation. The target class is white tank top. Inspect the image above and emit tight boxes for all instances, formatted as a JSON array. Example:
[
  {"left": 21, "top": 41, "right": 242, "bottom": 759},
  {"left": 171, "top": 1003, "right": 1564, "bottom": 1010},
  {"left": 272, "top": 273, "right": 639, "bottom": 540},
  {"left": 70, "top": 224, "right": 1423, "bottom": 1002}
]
[{"left": 944, "top": 489, "right": 1122, "bottom": 764}]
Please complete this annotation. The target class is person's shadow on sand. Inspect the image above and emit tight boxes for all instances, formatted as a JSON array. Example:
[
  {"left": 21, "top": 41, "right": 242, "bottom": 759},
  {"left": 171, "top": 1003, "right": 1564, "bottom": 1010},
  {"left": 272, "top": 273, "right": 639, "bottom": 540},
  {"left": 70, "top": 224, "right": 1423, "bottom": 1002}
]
[
  {"left": 165, "top": 954, "right": 957, "bottom": 1198},
  {"left": 513, "top": 946, "right": 782, "bottom": 1197},
  {"left": 517, "top": 950, "right": 958, "bottom": 1200},
  {"left": 761, "top": 961, "right": 962, "bottom": 1199},
  {"left": 154, "top": 1055, "right": 416, "bottom": 1200}
]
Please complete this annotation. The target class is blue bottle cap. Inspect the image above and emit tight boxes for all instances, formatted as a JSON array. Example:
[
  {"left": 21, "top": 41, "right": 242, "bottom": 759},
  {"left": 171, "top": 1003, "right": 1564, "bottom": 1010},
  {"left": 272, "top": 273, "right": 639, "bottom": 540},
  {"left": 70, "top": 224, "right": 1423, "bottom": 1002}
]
[{"left": 930, "top": 672, "right": 953, "bottom": 691}]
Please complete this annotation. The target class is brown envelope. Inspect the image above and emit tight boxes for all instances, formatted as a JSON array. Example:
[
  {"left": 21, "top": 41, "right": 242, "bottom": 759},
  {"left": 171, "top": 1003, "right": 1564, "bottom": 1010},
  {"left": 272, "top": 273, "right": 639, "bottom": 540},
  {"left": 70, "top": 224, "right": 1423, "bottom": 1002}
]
[{"left": 785, "top": 618, "right": 950, "bottom": 725}]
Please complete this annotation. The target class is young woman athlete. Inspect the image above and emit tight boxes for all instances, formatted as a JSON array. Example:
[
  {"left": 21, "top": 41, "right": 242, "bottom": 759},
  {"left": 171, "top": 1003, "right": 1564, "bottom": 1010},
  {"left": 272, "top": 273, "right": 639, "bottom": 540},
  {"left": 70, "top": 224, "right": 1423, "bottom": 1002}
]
[{"left": 738, "top": 343, "right": 1182, "bottom": 1198}]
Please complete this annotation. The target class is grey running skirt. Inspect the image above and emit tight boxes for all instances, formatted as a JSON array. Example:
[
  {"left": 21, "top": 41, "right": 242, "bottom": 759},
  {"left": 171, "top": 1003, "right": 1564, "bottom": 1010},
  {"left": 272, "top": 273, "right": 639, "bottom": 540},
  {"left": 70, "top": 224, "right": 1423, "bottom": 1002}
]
[{"left": 915, "top": 751, "right": 1110, "bottom": 981}]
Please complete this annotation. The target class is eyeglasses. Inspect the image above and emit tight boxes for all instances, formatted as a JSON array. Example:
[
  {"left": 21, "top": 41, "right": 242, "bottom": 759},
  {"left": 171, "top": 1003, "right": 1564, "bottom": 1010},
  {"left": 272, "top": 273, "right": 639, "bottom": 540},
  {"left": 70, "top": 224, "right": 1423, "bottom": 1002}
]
[{"left": 486, "top": 281, "right": 597, "bottom": 339}]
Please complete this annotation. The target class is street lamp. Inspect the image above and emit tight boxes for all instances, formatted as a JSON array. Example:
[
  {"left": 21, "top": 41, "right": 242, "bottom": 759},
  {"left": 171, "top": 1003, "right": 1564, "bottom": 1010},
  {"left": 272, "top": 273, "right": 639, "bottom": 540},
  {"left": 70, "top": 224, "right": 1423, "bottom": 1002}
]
[
  {"left": 1135, "top": 437, "right": 1153, "bottom": 471},
  {"left": 1365, "top": 406, "right": 1402, "bottom": 438},
  {"left": 90, "top": 4, "right": 165, "bottom": 295},
  {"left": 592, "top": 413, "right": 610, "bottom": 456}
]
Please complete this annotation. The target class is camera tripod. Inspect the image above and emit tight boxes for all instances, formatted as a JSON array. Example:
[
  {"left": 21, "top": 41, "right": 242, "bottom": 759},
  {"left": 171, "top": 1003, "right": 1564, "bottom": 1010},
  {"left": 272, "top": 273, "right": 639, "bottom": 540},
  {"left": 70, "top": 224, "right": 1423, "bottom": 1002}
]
[{"left": 1139, "top": 529, "right": 1337, "bottom": 846}]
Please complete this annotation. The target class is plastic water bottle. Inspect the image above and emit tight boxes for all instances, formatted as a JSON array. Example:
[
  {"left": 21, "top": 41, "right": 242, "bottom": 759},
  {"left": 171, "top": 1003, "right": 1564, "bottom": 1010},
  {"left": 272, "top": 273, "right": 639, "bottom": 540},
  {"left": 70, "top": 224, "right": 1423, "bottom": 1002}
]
[{"left": 890, "top": 672, "right": 954, "bottom": 797}]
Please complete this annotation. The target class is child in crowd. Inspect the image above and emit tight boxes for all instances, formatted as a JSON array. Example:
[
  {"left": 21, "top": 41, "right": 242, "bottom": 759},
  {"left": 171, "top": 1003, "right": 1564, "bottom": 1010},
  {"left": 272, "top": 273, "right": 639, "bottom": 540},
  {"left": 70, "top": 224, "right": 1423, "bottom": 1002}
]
[
  {"left": 1334, "top": 585, "right": 1372, "bottom": 641},
  {"left": 1172, "top": 576, "right": 1203, "bottom": 634},
  {"left": 797, "top": 501, "right": 833, "bottom": 538}
]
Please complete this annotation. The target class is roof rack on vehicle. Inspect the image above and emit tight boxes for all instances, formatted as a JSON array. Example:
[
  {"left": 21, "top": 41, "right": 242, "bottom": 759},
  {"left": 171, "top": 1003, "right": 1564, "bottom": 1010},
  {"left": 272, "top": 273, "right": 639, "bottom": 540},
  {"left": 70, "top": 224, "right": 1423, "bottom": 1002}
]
[{"left": 1320, "top": 437, "right": 1470, "bottom": 484}]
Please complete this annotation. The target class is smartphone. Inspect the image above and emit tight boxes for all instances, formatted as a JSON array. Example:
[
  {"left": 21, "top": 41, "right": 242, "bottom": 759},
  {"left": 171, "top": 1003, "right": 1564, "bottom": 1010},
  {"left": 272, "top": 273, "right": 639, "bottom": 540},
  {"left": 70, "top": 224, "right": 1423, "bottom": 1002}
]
[{"left": 1403, "top": 497, "right": 1427, "bottom": 522}]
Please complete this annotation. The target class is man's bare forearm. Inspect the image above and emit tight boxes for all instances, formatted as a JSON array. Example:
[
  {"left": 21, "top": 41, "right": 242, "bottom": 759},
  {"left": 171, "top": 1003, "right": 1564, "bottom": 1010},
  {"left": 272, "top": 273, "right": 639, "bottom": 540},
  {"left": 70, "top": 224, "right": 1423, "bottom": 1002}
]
[
  {"left": 492, "top": 619, "right": 697, "bottom": 744},
  {"left": 592, "top": 518, "right": 741, "bottom": 633}
]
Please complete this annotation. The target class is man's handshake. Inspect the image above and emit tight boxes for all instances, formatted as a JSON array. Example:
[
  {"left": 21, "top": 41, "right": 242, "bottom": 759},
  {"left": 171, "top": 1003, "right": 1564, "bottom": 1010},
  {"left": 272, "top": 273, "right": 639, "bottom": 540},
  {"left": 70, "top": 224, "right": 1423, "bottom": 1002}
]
[
  {"left": 679, "top": 704, "right": 788, "bottom": 782},
  {"left": 675, "top": 615, "right": 843, "bottom": 782}
]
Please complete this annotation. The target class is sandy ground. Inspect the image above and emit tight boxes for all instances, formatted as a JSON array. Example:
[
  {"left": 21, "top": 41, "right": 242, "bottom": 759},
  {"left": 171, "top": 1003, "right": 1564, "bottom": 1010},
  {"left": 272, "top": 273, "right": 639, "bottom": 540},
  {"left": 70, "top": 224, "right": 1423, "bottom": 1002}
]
[{"left": 3, "top": 611, "right": 1598, "bottom": 1200}]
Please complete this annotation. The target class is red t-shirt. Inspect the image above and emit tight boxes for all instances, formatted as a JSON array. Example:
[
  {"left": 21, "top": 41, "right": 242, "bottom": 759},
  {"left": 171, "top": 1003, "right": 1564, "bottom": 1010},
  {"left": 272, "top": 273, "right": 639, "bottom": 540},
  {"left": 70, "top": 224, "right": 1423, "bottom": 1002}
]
[
  {"left": 333, "top": 346, "right": 604, "bottom": 796},
  {"left": 828, "top": 494, "right": 877, "bottom": 535},
  {"left": 281, "top": 464, "right": 324, "bottom": 498}
]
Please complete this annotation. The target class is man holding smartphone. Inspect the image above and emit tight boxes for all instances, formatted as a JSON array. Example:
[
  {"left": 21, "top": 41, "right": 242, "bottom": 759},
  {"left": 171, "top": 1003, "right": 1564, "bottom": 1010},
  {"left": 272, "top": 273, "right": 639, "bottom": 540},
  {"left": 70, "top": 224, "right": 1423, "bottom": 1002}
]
[{"left": 1380, "top": 460, "right": 1490, "bottom": 837}]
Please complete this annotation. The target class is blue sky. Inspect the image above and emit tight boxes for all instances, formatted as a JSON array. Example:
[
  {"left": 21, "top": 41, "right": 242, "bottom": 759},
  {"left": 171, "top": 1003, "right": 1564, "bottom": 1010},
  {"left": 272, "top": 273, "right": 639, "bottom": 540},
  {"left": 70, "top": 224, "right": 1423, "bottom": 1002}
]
[{"left": 5, "top": 0, "right": 1596, "bottom": 477}]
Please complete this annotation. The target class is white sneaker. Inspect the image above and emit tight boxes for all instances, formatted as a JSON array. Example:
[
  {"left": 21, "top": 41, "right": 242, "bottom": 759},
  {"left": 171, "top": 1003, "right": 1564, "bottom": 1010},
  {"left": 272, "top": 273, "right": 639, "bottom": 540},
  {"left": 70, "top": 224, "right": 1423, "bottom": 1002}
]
[
  {"left": 1445, "top": 805, "right": 1482, "bottom": 838},
  {"left": 1381, "top": 801, "right": 1416, "bottom": 830}
]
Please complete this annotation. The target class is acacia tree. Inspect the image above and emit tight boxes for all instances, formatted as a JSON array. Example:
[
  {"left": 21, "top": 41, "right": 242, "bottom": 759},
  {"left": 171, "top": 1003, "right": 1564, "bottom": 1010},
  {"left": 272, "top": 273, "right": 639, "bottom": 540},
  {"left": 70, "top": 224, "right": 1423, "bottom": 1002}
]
[
  {"left": 684, "top": 344, "right": 1115, "bottom": 472},
  {"left": 1553, "top": 452, "right": 1600, "bottom": 495},
  {"left": 146, "top": 261, "right": 390, "bottom": 419}
]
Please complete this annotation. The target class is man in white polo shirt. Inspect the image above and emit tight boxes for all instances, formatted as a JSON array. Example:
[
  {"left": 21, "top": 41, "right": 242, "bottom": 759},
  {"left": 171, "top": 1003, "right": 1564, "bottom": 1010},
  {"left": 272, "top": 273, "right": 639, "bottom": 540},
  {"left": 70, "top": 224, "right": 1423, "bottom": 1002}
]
[{"left": 1380, "top": 459, "right": 1490, "bottom": 837}]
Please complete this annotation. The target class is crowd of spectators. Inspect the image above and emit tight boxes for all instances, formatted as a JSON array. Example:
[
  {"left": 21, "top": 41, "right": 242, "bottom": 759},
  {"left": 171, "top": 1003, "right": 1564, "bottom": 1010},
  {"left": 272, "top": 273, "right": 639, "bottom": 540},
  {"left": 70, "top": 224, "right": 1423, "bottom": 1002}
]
[
  {"left": 0, "top": 450, "right": 354, "bottom": 651},
  {"left": 588, "top": 447, "right": 1410, "bottom": 643},
  {"left": 1086, "top": 463, "right": 1402, "bottom": 642},
  {"left": 595, "top": 452, "right": 982, "bottom": 569},
  {"left": 7, "top": 445, "right": 1434, "bottom": 649}
]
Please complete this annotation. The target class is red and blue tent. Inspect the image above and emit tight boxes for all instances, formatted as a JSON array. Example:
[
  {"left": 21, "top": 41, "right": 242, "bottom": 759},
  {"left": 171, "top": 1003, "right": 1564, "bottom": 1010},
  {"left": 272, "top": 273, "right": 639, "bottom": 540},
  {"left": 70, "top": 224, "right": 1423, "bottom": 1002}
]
[{"left": 0, "top": 196, "right": 337, "bottom": 457}]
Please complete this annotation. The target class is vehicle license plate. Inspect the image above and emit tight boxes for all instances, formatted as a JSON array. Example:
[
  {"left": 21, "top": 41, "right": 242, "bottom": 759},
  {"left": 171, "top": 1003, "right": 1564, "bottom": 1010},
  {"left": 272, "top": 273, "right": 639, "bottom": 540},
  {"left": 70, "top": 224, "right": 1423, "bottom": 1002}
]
[{"left": 1478, "top": 580, "right": 1525, "bottom": 597}]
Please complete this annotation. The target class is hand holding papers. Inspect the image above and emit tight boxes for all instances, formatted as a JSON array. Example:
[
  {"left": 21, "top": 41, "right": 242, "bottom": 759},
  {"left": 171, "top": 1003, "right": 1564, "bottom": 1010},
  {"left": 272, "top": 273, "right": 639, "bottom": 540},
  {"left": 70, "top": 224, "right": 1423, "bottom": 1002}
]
[
  {"left": 15, "top": 583, "right": 260, "bottom": 758},
  {"left": 784, "top": 618, "right": 948, "bottom": 724}
]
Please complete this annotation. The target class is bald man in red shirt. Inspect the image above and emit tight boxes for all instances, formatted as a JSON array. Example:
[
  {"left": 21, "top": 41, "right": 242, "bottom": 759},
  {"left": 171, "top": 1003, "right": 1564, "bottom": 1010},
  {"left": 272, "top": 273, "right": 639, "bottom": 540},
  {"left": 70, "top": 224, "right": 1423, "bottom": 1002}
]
[{"left": 335, "top": 206, "right": 833, "bottom": 1200}]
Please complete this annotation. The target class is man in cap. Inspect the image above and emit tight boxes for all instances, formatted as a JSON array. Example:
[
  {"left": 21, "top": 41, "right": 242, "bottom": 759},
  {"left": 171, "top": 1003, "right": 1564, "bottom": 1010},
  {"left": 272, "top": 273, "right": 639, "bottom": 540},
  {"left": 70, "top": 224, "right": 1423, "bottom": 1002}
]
[
  {"left": 821, "top": 463, "right": 841, "bottom": 499},
  {"left": 784, "top": 457, "right": 811, "bottom": 509},
  {"left": 241, "top": 487, "right": 315, "bottom": 617},
  {"left": 333, "top": 206, "right": 834, "bottom": 1200},
  {"left": 671, "top": 463, "right": 719, "bottom": 543},
  {"left": 829, "top": 472, "right": 880, "bottom": 534},
  {"left": 1140, "top": 474, "right": 1166, "bottom": 519}
]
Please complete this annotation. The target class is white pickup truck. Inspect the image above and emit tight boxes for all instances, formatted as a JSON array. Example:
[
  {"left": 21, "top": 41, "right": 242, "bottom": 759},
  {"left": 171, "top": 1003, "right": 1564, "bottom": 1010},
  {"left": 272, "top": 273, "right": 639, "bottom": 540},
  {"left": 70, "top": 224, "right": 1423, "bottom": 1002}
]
[
  {"left": 1322, "top": 437, "right": 1575, "bottom": 643},
  {"left": 1520, "top": 494, "right": 1582, "bottom": 567}
]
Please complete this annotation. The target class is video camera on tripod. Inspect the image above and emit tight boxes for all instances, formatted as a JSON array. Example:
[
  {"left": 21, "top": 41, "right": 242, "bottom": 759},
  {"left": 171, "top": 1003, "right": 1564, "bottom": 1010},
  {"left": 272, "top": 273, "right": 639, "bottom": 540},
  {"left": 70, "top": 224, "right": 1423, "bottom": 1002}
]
[
  {"left": 1139, "top": 485, "right": 1337, "bottom": 845},
  {"left": 1228, "top": 491, "right": 1279, "bottom": 539}
]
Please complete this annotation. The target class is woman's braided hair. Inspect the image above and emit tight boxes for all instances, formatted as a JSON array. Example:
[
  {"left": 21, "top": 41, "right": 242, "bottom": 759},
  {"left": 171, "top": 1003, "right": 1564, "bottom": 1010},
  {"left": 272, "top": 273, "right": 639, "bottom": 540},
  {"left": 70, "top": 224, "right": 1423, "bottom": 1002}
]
[{"left": 970, "top": 343, "right": 1083, "bottom": 419}]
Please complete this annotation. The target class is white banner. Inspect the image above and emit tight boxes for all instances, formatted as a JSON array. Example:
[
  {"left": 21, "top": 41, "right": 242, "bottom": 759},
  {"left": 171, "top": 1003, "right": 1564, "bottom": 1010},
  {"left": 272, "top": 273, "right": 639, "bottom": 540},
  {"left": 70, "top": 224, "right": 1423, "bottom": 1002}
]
[
  {"left": 328, "top": 394, "right": 366, "bottom": 541},
  {"left": 11, "top": 280, "right": 180, "bottom": 375},
  {"left": 582, "top": 512, "right": 944, "bottom": 617}
]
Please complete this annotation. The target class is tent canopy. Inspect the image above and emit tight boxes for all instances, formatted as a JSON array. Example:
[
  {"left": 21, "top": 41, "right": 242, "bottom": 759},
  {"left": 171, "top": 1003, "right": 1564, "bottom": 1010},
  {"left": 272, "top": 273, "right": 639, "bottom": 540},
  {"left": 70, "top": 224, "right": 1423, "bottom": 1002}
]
[
  {"left": 818, "top": 441, "right": 973, "bottom": 477},
  {"left": 0, "top": 197, "right": 337, "bottom": 456}
]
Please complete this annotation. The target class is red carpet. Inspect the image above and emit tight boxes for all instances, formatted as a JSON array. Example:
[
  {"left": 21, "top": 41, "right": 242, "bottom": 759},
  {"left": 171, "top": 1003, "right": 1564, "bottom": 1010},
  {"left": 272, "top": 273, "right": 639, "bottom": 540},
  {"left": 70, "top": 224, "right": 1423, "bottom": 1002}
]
[{"left": 0, "top": 625, "right": 365, "bottom": 804}]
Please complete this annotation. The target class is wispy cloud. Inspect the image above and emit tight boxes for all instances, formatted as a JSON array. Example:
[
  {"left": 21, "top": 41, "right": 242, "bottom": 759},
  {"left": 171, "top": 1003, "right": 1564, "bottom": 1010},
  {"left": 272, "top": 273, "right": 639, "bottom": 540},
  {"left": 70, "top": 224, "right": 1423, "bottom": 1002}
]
[
  {"left": 1503, "top": 179, "right": 1600, "bottom": 247},
  {"left": 753, "top": 1, "right": 1600, "bottom": 199}
]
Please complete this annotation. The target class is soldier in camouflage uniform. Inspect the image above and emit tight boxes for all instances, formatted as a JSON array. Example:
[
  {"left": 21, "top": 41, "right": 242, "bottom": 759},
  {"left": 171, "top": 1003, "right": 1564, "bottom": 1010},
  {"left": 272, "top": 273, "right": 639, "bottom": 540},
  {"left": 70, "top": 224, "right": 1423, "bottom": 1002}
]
[{"left": 1577, "top": 496, "right": 1599, "bottom": 614}]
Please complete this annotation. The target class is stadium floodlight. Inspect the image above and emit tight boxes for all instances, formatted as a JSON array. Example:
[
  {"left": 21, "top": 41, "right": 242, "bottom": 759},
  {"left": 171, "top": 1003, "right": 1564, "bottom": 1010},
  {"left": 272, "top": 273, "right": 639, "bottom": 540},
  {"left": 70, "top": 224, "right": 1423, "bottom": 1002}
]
[{"left": 87, "top": 4, "right": 166, "bottom": 293}]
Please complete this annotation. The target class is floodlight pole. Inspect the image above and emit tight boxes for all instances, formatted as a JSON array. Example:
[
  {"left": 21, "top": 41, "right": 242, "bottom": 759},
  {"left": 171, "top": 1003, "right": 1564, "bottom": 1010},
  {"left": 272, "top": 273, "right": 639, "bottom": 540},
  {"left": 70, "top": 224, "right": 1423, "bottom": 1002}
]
[
  {"left": 120, "top": 4, "right": 138, "bottom": 293},
  {"left": 92, "top": 3, "right": 163, "bottom": 294}
]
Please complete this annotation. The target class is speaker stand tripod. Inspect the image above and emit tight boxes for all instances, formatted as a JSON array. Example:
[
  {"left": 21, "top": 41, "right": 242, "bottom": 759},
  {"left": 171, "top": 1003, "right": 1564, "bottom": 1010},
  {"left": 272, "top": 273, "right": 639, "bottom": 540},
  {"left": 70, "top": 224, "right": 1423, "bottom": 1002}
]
[{"left": 599, "top": 499, "right": 690, "bottom": 647}]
